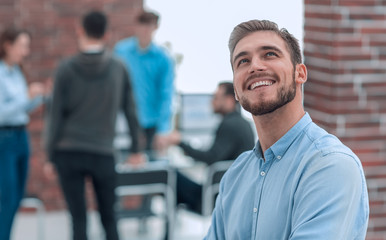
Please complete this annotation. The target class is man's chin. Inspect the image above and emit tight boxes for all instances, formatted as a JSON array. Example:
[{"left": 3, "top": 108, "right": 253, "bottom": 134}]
[{"left": 241, "top": 100, "right": 282, "bottom": 116}]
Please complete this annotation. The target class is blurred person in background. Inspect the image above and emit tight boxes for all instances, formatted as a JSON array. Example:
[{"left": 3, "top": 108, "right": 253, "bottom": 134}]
[
  {"left": 167, "top": 81, "right": 255, "bottom": 214},
  {"left": 114, "top": 10, "right": 175, "bottom": 159},
  {"left": 44, "top": 11, "right": 143, "bottom": 240},
  {"left": 113, "top": 11, "right": 174, "bottom": 232},
  {"left": 0, "top": 27, "right": 45, "bottom": 240}
]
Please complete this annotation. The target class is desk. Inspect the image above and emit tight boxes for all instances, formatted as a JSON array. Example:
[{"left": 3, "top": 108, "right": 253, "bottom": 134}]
[{"left": 166, "top": 146, "right": 208, "bottom": 184}]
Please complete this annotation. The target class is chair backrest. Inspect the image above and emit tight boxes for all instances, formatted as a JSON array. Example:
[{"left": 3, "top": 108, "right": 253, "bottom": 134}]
[
  {"left": 114, "top": 148, "right": 176, "bottom": 195},
  {"left": 115, "top": 165, "right": 170, "bottom": 186},
  {"left": 114, "top": 148, "right": 176, "bottom": 213},
  {"left": 201, "top": 160, "right": 234, "bottom": 216}
]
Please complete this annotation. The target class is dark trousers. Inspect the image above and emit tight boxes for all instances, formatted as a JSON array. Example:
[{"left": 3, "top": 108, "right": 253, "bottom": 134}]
[
  {"left": 176, "top": 171, "right": 202, "bottom": 214},
  {"left": 140, "top": 127, "right": 156, "bottom": 214},
  {"left": 143, "top": 127, "right": 157, "bottom": 163},
  {"left": 53, "top": 150, "right": 119, "bottom": 240},
  {"left": 144, "top": 127, "right": 156, "bottom": 152},
  {"left": 0, "top": 128, "right": 29, "bottom": 240}
]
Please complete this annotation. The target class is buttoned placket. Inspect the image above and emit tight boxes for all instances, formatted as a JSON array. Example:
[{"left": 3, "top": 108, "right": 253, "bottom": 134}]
[{"left": 251, "top": 154, "right": 275, "bottom": 239}]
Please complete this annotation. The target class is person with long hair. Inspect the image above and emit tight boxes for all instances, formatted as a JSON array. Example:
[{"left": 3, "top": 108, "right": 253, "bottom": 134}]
[{"left": 0, "top": 27, "right": 44, "bottom": 240}]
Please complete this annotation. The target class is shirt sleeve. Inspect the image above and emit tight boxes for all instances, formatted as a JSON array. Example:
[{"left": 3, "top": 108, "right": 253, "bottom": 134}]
[
  {"left": 26, "top": 95, "right": 44, "bottom": 112},
  {"left": 0, "top": 73, "right": 42, "bottom": 122},
  {"left": 43, "top": 62, "right": 67, "bottom": 161},
  {"left": 121, "top": 67, "right": 142, "bottom": 153},
  {"left": 178, "top": 120, "right": 236, "bottom": 165},
  {"left": 290, "top": 152, "right": 369, "bottom": 239},
  {"left": 113, "top": 41, "right": 126, "bottom": 62},
  {"left": 156, "top": 54, "right": 174, "bottom": 134}
]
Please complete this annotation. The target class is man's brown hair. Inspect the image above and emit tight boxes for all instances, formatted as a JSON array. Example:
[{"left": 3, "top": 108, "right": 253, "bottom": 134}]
[
  {"left": 137, "top": 11, "right": 159, "bottom": 25},
  {"left": 228, "top": 20, "right": 302, "bottom": 67}
]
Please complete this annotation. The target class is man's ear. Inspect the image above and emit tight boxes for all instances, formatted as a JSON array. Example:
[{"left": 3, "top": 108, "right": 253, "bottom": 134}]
[
  {"left": 295, "top": 63, "right": 307, "bottom": 84},
  {"left": 234, "top": 90, "right": 239, "bottom": 101}
]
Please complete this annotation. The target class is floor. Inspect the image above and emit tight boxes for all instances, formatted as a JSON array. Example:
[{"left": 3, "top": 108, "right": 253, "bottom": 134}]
[
  {"left": 12, "top": 196, "right": 211, "bottom": 240},
  {"left": 12, "top": 148, "right": 212, "bottom": 240}
]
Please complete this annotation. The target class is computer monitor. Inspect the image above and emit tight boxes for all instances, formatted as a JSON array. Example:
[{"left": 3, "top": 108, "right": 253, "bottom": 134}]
[
  {"left": 114, "top": 93, "right": 222, "bottom": 151},
  {"left": 177, "top": 93, "right": 220, "bottom": 150}
]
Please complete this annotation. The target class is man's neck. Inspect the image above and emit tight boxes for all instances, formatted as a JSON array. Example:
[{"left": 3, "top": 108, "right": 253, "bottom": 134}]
[
  {"left": 222, "top": 109, "right": 236, "bottom": 117},
  {"left": 253, "top": 98, "right": 305, "bottom": 154},
  {"left": 138, "top": 38, "right": 151, "bottom": 50},
  {"left": 3, "top": 58, "right": 15, "bottom": 67},
  {"left": 79, "top": 38, "right": 104, "bottom": 53}
]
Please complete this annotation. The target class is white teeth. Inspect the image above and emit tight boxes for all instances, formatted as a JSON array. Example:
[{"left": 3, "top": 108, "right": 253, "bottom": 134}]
[{"left": 250, "top": 81, "right": 273, "bottom": 90}]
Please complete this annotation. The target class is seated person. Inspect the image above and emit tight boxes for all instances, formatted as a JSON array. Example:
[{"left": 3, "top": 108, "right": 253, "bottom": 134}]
[{"left": 167, "top": 81, "right": 255, "bottom": 213}]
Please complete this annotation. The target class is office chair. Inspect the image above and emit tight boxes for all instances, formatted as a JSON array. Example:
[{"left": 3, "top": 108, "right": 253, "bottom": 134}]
[{"left": 114, "top": 150, "right": 176, "bottom": 240}]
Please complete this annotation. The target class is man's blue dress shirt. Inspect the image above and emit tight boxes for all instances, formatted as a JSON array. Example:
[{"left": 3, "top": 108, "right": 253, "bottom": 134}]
[
  {"left": 0, "top": 61, "right": 42, "bottom": 126},
  {"left": 114, "top": 37, "right": 174, "bottom": 134},
  {"left": 205, "top": 113, "right": 369, "bottom": 240}
]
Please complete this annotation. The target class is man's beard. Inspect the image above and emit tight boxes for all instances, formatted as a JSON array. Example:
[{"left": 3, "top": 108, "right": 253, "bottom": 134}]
[{"left": 239, "top": 72, "right": 296, "bottom": 116}]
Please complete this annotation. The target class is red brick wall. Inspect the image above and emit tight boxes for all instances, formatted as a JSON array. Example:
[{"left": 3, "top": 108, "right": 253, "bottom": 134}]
[
  {"left": 0, "top": 0, "right": 143, "bottom": 210},
  {"left": 304, "top": 0, "right": 386, "bottom": 238}
]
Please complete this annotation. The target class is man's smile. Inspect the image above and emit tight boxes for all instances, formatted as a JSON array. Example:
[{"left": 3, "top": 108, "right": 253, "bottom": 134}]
[{"left": 248, "top": 80, "right": 274, "bottom": 90}]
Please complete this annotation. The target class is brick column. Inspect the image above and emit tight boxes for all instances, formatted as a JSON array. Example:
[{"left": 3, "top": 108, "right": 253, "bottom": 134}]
[
  {"left": 304, "top": 0, "right": 386, "bottom": 238},
  {"left": 0, "top": 0, "right": 143, "bottom": 210}
]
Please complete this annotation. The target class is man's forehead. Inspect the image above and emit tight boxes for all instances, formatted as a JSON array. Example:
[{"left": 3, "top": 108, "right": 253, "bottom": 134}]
[
  {"left": 215, "top": 86, "right": 225, "bottom": 94},
  {"left": 216, "top": 86, "right": 223, "bottom": 93},
  {"left": 233, "top": 31, "right": 287, "bottom": 54}
]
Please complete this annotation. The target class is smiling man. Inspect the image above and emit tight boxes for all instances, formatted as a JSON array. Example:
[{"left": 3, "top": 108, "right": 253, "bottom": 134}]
[{"left": 204, "top": 20, "right": 369, "bottom": 239}]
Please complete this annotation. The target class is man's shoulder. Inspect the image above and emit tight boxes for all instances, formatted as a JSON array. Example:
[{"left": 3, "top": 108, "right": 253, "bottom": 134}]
[
  {"left": 150, "top": 44, "right": 173, "bottom": 61},
  {"left": 108, "top": 54, "right": 126, "bottom": 67},
  {"left": 115, "top": 37, "right": 136, "bottom": 51},
  {"left": 221, "top": 112, "right": 252, "bottom": 131},
  {"left": 0, "top": 61, "right": 7, "bottom": 73},
  {"left": 298, "top": 122, "right": 362, "bottom": 175},
  {"left": 303, "top": 123, "right": 355, "bottom": 158},
  {"left": 227, "top": 112, "right": 249, "bottom": 123},
  {"left": 56, "top": 55, "right": 77, "bottom": 73}
]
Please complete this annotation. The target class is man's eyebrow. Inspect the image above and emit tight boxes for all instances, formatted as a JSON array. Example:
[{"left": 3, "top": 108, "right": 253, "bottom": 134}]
[
  {"left": 261, "top": 45, "right": 284, "bottom": 55},
  {"left": 232, "top": 51, "right": 248, "bottom": 65},
  {"left": 232, "top": 45, "right": 284, "bottom": 65}
]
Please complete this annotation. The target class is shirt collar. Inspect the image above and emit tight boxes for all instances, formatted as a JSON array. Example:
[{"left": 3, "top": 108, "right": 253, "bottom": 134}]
[
  {"left": 223, "top": 110, "right": 240, "bottom": 118},
  {"left": 81, "top": 44, "right": 104, "bottom": 54},
  {"left": 133, "top": 37, "right": 155, "bottom": 54},
  {"left": 0, "top": 60, "right": 18, "bottom": 73},
  {"left": 253, "top": 112, "right": 313, "bottom": 162}
]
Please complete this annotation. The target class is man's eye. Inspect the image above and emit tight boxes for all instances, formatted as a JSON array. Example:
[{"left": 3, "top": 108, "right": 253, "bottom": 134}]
[
  {"left": 266, "top": 52, "right": 278, "bottom": 57},
  {"left": 238, "top": 59, "right": 249, "bottom": 65}
]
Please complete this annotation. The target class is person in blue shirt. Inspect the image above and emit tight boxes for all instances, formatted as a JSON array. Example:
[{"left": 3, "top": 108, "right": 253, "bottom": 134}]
[
  {"left": 0, "top": 27, "right": 44, "bottom": 240},
  {"left": 114, "top": 10, "right": 175, "bottom": 157},
  {"left": 205, "top": 19, "right": 369, "bottom": 239},
  {"left": 114, "top": 11, "right": 175, "bottom": 237}
]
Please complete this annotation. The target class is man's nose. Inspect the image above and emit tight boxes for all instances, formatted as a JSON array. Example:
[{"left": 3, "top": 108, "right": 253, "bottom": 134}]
[{"left": 249, "top": 57, "right": 266, "bottom": 73}]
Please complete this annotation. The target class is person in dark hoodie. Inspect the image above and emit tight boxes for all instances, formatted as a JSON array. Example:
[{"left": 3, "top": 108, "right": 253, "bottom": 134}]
[{"left": 44, "top": 11, "right": 144, "bottom": 240}]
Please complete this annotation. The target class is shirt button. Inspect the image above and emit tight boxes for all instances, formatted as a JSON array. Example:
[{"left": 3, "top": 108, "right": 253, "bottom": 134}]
[
  {"left": 277, "top": 155, "right": 282, "bottom": 160},
  {"left": 253, "top": 208, "right": 257, "bottom": 213},
  {"left": 260, "top": 171, "right": 266, "bottom": 176}
]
